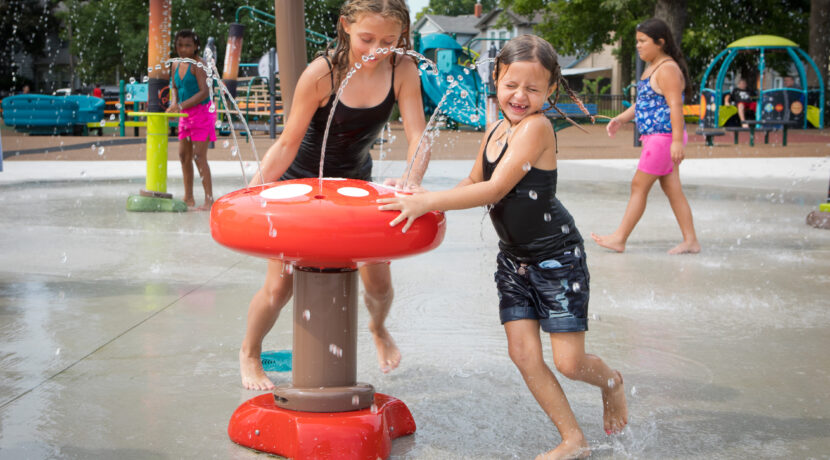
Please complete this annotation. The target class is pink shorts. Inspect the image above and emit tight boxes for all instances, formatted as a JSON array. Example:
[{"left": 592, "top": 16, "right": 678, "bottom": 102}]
[
  {"left": 178, "top": 103, "right": 217, "bottom": 142},
  {"left": 638, "top": 131, "right": 688, "bottom": 176}
]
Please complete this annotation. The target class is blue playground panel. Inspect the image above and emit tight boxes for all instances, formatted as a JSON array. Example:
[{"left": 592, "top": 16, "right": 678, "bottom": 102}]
[
  {"left": 2, "top": 94, "right": 105, "bottom": 135},
  {"left": 419, "top": 34, "right": 486, "bottom": 129}
]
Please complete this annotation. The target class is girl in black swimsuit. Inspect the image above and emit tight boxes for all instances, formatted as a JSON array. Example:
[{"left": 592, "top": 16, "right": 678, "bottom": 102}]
[
  {"left": 380, "top": 35, "right": 628, "bottom": 459},
  {"left": 239, "top": 0, "right": 429, "bottom": 392}
]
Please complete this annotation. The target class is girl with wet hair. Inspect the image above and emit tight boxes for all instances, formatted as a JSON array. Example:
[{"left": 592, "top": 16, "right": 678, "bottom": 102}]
[
  {"left": 239, "top": 0, "right": 429, "bottom": 391},
  {"left": 591, "top": 17, "right": 701, "bottom": 255},
  {"left": 380, "top": 34, "right": 628, "bottom": 459}
]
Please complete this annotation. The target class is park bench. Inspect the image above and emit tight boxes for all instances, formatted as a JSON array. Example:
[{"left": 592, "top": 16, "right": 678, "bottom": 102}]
[
  {"left": 696, "top": 127, "right": 726, "bottom": 146},
  {"left": 546, "top": 103, "right": 599, "bottom": 131},
  {"left": 2, "top": 94, "right": 104, "bottom": 135}
]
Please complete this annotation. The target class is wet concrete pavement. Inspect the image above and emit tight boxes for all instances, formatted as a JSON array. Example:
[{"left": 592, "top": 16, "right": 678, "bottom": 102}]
[{"left": 1, "top": 158, "right": 829, "bottom": 459}]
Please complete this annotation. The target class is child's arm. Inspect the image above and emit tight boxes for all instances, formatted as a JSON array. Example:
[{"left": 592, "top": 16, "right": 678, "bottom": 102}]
[
  {"left": 379, "top": 115, "right": 551, "bottom": 232},
  {"left": 607, "top": 104, "right": 635, "bottom": 137},
  {"left": 165, "top": 63, "right": 179, "bottom": 113},
  {"left": 389, "top": 56, "right": 428, "bottom": 190},
  {"left": 656, "top": 63, "right": 686, "bottom": 164},
  {"left": 250, "top": 58, "right": 333, "bottom": 186}
]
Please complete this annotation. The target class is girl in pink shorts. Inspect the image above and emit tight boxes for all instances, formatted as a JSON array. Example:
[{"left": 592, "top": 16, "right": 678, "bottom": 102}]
[
  {"left": 167, "top": 29, "right": 215, "bottom": 211},
  {"left": 591, "top": 18, "right": 700, "bottom": 254}
]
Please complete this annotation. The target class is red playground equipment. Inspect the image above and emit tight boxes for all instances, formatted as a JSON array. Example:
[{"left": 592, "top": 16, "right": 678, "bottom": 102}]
[{"left": 211, "top": 178, "right": 445, "bottom": 459}]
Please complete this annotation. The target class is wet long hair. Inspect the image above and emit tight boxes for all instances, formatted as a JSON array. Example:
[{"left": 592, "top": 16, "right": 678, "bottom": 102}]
[
  {"left": 636, "top": 18, "right": 691, "bottom": 98},
  {"left": 494, "top": 34, "right": 593, "bottom": 131},
  {"left": 326, "top": 0, "right": 411, "bottom": 91},
  {"left": 173, "top": 29, "right": 200, "bottom": 55}
]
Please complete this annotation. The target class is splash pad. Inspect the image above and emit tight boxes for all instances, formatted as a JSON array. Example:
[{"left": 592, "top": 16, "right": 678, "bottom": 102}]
[{"left": 211, "top": 178, "right": 445, "bottom": 459}]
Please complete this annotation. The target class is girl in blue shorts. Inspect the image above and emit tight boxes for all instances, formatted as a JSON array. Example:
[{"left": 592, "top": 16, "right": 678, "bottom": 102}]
[{"left": 380, "top": 34, "right": 627, "bottom": 459}]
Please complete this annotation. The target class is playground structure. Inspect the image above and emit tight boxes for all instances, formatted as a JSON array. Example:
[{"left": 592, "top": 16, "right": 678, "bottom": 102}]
[{"left": 699, "top": 35, "right": 825, "bottom": 130}]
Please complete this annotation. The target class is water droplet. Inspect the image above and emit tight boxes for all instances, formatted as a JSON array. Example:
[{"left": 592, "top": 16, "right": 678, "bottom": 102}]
[
  {"left": 362, "top": 55, "right": 370, "bottom": 62},
  {"left": 561, "top": 224, "right": 570, "bottom": 234},
  {"left": 457, "top": 75, "right": 464, "bottom": 82},
  {"left": 591, "top": 313, "right": 601, "bottom": 321},
  {"left": 286, "top": 264, "right": 294, "bottom": 275},
  {"left": 60, "top": 252, "right": 67, "bottom": 263},
  {"left": 260, "top": 200, "right": 267, "bottom": 208},
  {"left": 572, "top": 282, "right": 581, "bottom": 292},
  {"left": 303, "top": 309, "right": 311, "bottom": 321},
  {"left": 99, "top": 120, "right": 106, "bottom": 127},
  {"left": 470, "top": 114, "right": 480, "bottom": 122},
  {"left": 543, "top": 213, "right": 551, "bottom": 222},
  {"left": 97, "top": 147, "right": 105, "bottom": 156},
  {"left": 420, "top": 63, "right": 428, "bottom": 70},
  {"left": 574, "top": 246, "right": 581, "bottom": 258},
  {"left": 528, "top": 190, "right": 538, "bottom": 200},
  {"left": 446, "top": 75, "right": 454, "bottom": 83},
  {"left": 154, "top": 64, "right": 161, "bottom": 70},
  {"left": 352, "top": 395, "right": 360, "bottom": 406},
  {"left": 147, "top": 67, "right": 153, "bottom": 73},
  {"left": 355, "top": 62, "right": 362, "bottom": 70},
  {"left": 630, "top": 385, "right": 637, "bottom": 396},
  {"left": 370, "top": 404, "right": 378, "bottom": 414},
  {"left": 109, "top": 114, "right": 115, "bottom": 121},
  {"left": 55, "top": 348, "right": 61, "bottom": 356},
  {"left": 231, "top": 146, "right": 238, "bottom": 157},
  {"left": 463, "top": 68, "right": 470, "bottom": 74},
  {"left": 129, "top": 77, "right": 136, "bottom": 84},
  {"left": 142, "top": 75, "right": 149, "bottom": 83},
  {"left": 115, "top": 102, "right": 122, "bottom": 109},
  {"left": 460, "top": 90, "right": 468, "bottom": 98},
  {"left": 522, "top": 162, "right": 531, "bottom": 172},
  {"left": 607, "top": 378, "right": 616, "bottom": 389},
  {"left": 269, "top": 228, "right": 277, "bottom": 238},
  {"left": 126, "top": 93, "right": 133, "bottom": 101},
  {"left": 215, "top": 121, "right": 222, "bottom": 128},
  {"left": 208, "top": 104, "right": 216, "bottom": 113},
  {"left": 223, "top": 140, "right": 230, "bottom": 148}
]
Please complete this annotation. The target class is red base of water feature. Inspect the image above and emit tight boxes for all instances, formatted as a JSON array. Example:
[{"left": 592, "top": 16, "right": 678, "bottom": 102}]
[{"left": 228, "top": 392, "right": 416, "bottom": 459}]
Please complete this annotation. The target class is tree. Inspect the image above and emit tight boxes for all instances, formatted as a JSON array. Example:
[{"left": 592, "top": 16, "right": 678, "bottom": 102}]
[
  {"left": 0, "top": 0, "right": 61, "bottom": 92},
  {"left": 504, "top": 0, "right": 652, "bottom": 95},
  {"left": 416, "top": 0, "right": 499, "bottom": 20},
  {"left": 808, "top": 0, "right": 829, "bottom": 105},
  {"left": 56, "top": 0, "right": 339, "bottom": 88}
]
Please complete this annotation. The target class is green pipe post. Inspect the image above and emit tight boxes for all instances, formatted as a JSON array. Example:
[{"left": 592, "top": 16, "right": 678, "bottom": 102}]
[
  {"left": 125, "top": 111, "right": 189, "bottom": 212},
  {"left": 119, "top": 80, "right": 126, "bottom": 137}
]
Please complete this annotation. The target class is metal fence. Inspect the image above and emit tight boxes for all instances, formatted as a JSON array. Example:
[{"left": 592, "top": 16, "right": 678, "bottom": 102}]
[{"left": 576, "top": 94, "right": 630, "bottom": 116}]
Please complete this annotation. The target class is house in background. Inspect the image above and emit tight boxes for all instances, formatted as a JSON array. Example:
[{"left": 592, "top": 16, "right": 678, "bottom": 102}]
[
  {"left": 413, "top": 13, "right": 484, "bottom": 54},
  {"left": 413, "top": 7, "right": 624, "bottom": 95}
]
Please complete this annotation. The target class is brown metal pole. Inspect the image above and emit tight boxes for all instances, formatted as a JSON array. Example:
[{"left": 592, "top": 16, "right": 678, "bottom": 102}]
[
  {"left": 274, "top": 0, "right": 308, "bottom": 120},
  {"left": 222, "top": 23, "right": 244, "bottom": 98}
]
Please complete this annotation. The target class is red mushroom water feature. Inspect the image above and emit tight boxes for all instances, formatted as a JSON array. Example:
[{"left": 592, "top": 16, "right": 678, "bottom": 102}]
[{"left": 211, "top": 177, "right": 445, "bottom": 459}]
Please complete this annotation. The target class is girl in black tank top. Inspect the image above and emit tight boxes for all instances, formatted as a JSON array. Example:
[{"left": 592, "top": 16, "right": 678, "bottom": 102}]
[
  {"left": 240, "top": 1, "right": 429, "bottom": 393},
  {"left": 283, "top": 55, "right": 398, "bottom": 181},
  {"left": 379, "top": 35, "right": 628, "bottom": 456}
]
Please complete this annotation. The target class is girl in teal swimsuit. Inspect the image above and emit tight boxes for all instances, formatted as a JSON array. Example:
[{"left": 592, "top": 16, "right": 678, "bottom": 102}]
[{"left": 167, "top": 29, "right": 215, "bottom": 211}]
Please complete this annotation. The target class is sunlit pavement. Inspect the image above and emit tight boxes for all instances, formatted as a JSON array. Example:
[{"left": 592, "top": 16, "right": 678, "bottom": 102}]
[{"left": 1, "top": 158, "right": 829, "bottom": 459}]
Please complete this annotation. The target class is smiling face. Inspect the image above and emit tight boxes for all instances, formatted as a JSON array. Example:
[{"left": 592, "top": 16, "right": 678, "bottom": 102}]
[
  {"left": 175, "top": 36, "right": 197, "bottom": 59},
  {"left": 635, "top": 31, "right": 664, "bottom": 63},
  {"left": 496, "top": 60, "right": 555, "bottom": 124},
  {"left": 342, "top": 12, "right": 402, "bottom": 67}
]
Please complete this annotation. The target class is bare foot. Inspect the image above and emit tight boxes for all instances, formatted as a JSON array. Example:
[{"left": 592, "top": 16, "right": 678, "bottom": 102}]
[
  {"left": 602, "top": 370, "right": 628, "bottom": 435},
  {"left": 184, "top": 198, "right": 196, "bottom": 208},
  {"left": 590, "top": 232, "right": 625, "bottom": 253},
  {"left": 535, "top": 437, "right": 590, "bottom": 460},
  {"left": 239, "top": 349, "right": 276, "bottom": 391},
  {"left": 369, "top": 324, "right": 401, "bottom": 373},
  {"left": 667, "top": 240, "right": 701, "bottom": 255},
  {"left": 193, "top": 201, "right": 213, "bottom": 212}
]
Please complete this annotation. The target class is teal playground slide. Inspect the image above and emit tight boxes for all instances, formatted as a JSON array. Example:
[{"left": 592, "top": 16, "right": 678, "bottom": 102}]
[{"left": 419, "top": 34, "right": 486, "bottom": 130}]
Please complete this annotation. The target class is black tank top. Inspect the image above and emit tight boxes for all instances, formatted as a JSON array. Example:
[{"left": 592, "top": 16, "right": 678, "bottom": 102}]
[
  {"left": 282, "top": 56, "right": 397, "bottom": 181},
  {"left": 482, "top": 121, "right": 583, "bottom": 263}
]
